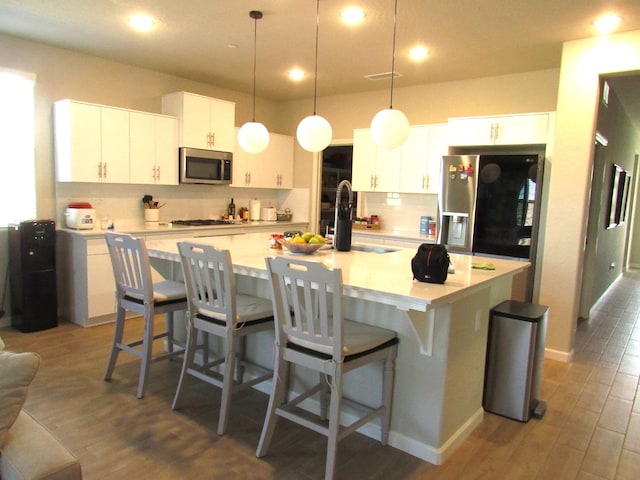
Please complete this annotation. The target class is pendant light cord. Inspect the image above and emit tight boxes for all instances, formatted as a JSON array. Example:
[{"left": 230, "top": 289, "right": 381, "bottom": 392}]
[
  {"left": 389, "top": 0, "right": 398, "bottom": 109},
  {"left": 312, "top": 0, "right": 320, "bottom": 115},
  {"left": 249, "top": 10, "right": 263, "bottom": 122}
]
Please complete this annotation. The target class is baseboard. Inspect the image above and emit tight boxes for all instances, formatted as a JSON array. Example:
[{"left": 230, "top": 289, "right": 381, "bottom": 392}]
[
  {"left": 253, "top": 378, "right": 482, "bottom": 466},
  {"left": 387, "top": 408, "right": 484, "bottom": 465},
  {"left": 544, "top": 347, "right": 573, "bottom": 363}
]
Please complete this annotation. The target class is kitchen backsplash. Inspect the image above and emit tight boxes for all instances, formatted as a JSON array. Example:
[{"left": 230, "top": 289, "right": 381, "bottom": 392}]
[
  {"left": 357, "top": 192, "right": 439, "bottom": 235},
  {"left": 55, "top": 183, "right": 309, "bottom": 228}
]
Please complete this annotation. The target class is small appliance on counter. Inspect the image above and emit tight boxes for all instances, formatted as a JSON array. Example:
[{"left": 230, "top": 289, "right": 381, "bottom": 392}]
[
  {"left": 276, "top": 208, "right": 293, "bottom": 221},
  {"left": 261, "top": 206, "right": 277, "bottom": 221},
  {"left": 64, "top": 202, "right": 96, "bottom": 229}
]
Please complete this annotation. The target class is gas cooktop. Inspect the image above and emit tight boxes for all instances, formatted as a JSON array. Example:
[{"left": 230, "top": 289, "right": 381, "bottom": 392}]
[{"left": 170, "top": 219, "right": 236, "bottom": 226}]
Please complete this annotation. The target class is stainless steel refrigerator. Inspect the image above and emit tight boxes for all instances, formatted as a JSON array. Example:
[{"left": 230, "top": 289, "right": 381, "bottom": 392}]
[{"left": 439, "top": 154, "right": 544, "bottom": 300}]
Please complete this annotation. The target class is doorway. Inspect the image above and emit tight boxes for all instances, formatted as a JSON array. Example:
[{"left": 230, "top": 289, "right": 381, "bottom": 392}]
[
  {"left": 319, "top": 145, "right": 355, "bottom": 234},
  {"left": 579, "top": 73, "right": 640, "bottom": 319}
]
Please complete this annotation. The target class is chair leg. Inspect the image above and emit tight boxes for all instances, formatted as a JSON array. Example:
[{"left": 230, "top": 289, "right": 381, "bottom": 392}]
[
  {"left": 256, "top": 353, "right": 289, "bottom": 458},
  {"left": 236, "top": 336, "right": 247, "bottom": 384},
  {"left": 217, "top": 334, "right": 237, "bottom": 435},
  {"left": 137, "top": 306, "right": 155, "bottom": 399},
  {"left": 172, "top": 317, "right": 198, "bottom": 410},
  {"left": 381, "top": 346, "right": 397, "bottom": 445},
  {"left": 104, "top": 305, "right": 126, "bottom": 381},
  {"left": 324, "top": 368, "right": 343, "bottom": 480},
  {"left": 165, "top": 311, "right": 175, "bottom": 354},
  {"left": 320, "top": 373, "right": 329, "bottom": 421}
]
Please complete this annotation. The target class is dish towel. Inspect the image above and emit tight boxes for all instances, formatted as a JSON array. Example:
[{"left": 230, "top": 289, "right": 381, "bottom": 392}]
[{"left": 472, "top": 263, "right": 495, "bottom": 270}]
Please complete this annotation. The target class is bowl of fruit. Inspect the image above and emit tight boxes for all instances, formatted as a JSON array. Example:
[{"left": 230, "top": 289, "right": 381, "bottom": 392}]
[{"left": 277, "top": 232, "right": 326, "bottom": 254}]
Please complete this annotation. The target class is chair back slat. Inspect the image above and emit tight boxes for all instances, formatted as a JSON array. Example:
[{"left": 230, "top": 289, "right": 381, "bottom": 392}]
[
  {"left": 266, "top": 257, "right": 343, "bottom": 357},
  {"left": 178, "top": 242, "right": 236, "bottom": 325},
  {"left": 105, "top": 232, "right": 153, "bottom": 302}
]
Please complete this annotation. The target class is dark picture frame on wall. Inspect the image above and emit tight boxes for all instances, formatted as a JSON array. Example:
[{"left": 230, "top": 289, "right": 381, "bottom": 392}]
[
  {"left": 606, "top": 163, "right": 632, "bottom": 229},
  {"left": 606, "top": 163, "right": 623, "bottom": 229},
  {"left": 618, "top": 172, "right": 632, "bottom": 224}
]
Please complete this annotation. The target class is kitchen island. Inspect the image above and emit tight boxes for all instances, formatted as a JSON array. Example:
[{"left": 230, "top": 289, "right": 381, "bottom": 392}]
[
  {"left": 145, "top": 232, "right": 528, "bottom": 465},
  {"left": 56, "top": 220, "right": 307, "bottom": 326}
]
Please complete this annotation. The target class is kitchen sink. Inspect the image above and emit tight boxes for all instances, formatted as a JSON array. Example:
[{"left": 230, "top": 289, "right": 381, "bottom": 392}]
[{"left": 350, "top": 244, "right": 398, "bottom": 254}]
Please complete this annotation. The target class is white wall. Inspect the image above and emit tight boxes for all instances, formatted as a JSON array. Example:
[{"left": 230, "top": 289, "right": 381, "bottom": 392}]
[{"left": 539, "top": 30, "right": 640, "bottom": 360}]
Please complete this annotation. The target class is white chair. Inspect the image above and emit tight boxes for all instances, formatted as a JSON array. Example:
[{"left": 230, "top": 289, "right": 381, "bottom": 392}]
[
  {"left": 172, "top": 241, "right": 274, "bottom": 435},
  {"left": 104, "top": 232, "right": 187, "bottom": 399},
  {"left": 257, "top": 256, "right": 399, "bottom": 480}
]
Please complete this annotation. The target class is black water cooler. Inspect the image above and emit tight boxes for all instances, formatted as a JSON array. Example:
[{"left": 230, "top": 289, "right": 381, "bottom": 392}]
[{"left": 8, "top": 220, "right": 58, "bottom": 332}]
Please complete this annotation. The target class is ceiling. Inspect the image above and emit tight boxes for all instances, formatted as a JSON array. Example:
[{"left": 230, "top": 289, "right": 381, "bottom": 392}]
[{"left": 0, "top": 0, "right": 639, "bottom": 125}]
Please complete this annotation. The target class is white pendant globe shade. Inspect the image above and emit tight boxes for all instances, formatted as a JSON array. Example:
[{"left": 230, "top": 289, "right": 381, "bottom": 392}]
[
  {"left": 370, "top": 108, "right": 410, "bottom": 149},
  {"left": 296, "top": 114, "right": 333, "bottom": 152},
  {"left": 238, "top": 121, "right": 270, "bottom": 154}
]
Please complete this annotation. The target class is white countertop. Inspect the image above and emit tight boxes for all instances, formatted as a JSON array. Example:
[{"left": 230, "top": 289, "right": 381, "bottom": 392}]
[
  {"left": 351, "top": 227, "right": 437, "bottom": 243},
  {"left": 145, "top": 232, "right": 528, "bottom": 312},
  {"left": 58, "top": 220, "right": 307, "bottom": 239}
]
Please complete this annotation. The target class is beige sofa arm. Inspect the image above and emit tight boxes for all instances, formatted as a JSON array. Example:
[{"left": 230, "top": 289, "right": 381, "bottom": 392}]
[{"left": 1, "top": 410, "right": 82, "bottom": 480}]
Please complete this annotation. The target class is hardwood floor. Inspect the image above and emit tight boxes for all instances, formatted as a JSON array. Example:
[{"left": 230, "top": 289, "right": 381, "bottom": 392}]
[{"left": 2, "top": 272, "right": 640, "bottom": 479}]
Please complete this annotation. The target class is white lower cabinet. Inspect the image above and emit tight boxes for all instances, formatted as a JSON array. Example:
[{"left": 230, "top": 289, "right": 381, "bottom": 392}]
[
  {"left": 86, "top": 240, "right": 115, "bottom": 319},
  {"left": 59, "top": 223, "right": 308, "bottom": 327},
  {"left": 448, "top": 113, "right": 550, "bottom": 146}
]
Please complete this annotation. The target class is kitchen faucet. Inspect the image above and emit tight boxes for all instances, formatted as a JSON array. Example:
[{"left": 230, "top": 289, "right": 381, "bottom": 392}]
[{"left": 333, "top": 180, "right": 353, "bottom": 249}]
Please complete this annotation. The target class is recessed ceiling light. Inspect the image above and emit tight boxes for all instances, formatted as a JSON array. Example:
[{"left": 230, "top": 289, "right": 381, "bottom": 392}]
[
  {"left": 341, "top": 7, "right": 365, "bottom": 25},
  {"left": 409, "top": 46, "right": 429, "bottom": 61},
  {"left": 593, "top": 14, "right": 621, "bottom": 34},
  {"left": 289, "top": 69, "right": 305, "bottom": 81},
  {"left": 128, "top": 13, "right": 156, "bottom": 32}
]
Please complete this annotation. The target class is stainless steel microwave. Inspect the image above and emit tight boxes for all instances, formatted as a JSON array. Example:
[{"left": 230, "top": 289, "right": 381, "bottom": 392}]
[{"left": 179, "top": 147, "right": 232, "bottom": 185}]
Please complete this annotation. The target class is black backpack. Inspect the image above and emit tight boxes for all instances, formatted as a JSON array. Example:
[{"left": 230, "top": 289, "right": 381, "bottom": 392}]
[{"left": 411, "top": 243, "right": 450, "bottom": 284}]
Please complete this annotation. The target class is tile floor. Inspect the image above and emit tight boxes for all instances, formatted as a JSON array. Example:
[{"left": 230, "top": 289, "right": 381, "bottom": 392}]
[{"left": 2, "top": 271, "right": 640, "bottom": 479}]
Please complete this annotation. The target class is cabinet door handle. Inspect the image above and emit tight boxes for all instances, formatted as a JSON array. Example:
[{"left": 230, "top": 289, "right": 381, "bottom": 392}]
[
  {"left": 98, "top": 162, "right": 102, "bottom": 179},
  {"left": 103, "top": 163, "right": 107, "bottom": 178},
  {"left": 156, "top": 166, "right": 160, "bottom": 181},
  {"left": 490, "top": 123, "right": 495, "bottom": 141},
  {"left": 494, "top": 123, "right": 501, "bottom": 142}
]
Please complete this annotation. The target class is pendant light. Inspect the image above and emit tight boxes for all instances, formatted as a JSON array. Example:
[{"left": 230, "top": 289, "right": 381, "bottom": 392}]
[
  {"left": 370, "top": 0, "right": 409, "bottom": 149},
  {"left": 238, "top": 10, "right": 270, "bottom": 154},
  {"left": 296, "top": 0, "right": 332, "bottom": 153}
]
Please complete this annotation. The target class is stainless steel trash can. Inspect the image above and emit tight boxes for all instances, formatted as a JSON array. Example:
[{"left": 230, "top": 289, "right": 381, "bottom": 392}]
[{"left": 483, "top": 300, "right": 548, "bottom": 422}]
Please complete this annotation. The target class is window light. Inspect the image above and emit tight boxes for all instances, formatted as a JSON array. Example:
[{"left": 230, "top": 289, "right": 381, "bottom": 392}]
[{"left": 0, "top": 69, "right": 36, "bottom": 226}]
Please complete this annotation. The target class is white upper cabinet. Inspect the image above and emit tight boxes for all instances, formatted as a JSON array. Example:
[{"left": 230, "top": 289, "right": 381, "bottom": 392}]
[
  {"left": 162, "top": 91, "right": 235, "bottom": 152},
  {"left": 353, "top": 125, "right": 446, "bottom": 194},
  {"left": 55, "top": 99, "right": 178, "bottom": 185},
  {"left": 448, "top": 113, "right": 550, "bottom": 146},
  {"left": 55, "top": 100, "right": 129, "bottom": 183},
  {"left": 54, "top": 100, "right": 101, "bottom": 182},
  {"left": 129, "top": 111, "right": 178, "bottom": 185},
  {"left": 232, "top": 129, "right": 294, "bottom": 189},
  {"left": 352, "top": 128, "right": 401, "bottom": 192},
  {"left": 398, "top": 124, "right": 447, "bottom": 194}
]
